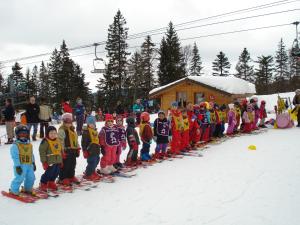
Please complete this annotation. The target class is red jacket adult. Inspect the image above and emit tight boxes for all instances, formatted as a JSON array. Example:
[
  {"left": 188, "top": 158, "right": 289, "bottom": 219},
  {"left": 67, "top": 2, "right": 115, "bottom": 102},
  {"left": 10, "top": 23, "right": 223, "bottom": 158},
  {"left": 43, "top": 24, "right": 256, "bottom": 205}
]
[{"left": 62, "top": 102, "right": 73, "bottom": 114}]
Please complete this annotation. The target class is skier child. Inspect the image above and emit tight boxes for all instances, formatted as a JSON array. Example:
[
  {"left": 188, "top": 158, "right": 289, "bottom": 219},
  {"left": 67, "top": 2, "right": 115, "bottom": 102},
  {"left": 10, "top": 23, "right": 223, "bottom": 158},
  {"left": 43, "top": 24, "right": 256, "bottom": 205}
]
[
  {"left": 242, "top": 104, "right": 254, "bottom": 133},
  {"left": 39, "top": 126, "right": 63, "bottom": 191},
  {"left": 115, "top": 115, "right": 127, "bottom": 169},
  {"left": 139, "top": 112, "right": 153, "bottom": 161},
  {"left": 259, "top": 100, "right": 267, "bottom": 128},
  {"left": 187, "top": 103, "right": 200, "bottom": 149},
  {"left": 99, "top": 114, "right": 119, "bottom": 174},
  {"left": 153, "top": 111, "right": 171, "bottom": 159},
  {"left": 198, "top": 102, "right": 211, "bottom": 142},
  {"left": 82, "top": 115, "right": 101, "bottom": 180},
  {"left": 169, "top": 102, "right": 183, "bottom": 155},
  {"left": 233, "top": 101, "right": 241, "bottom": 133},
  {"left": 125, "top": 117, "right": 140, "bottom": 166},
  {"left": 9, "top": 125, "right": 36, "bottom": 196},
  {"left": 58, "top": 113, "right": 80, "bottom": 186},
  {"left": 226, "top": 104, "right": 237, "bottom": 135},
  {"left": 181, "top": 109, "right": 190, "bottom": 151}
]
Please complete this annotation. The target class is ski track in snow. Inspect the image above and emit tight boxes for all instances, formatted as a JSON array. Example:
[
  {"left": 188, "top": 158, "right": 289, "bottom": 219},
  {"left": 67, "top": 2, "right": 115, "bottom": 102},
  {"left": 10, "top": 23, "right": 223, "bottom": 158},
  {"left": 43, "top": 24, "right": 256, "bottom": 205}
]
[{"left": 0, "top": 120, "right": 300, "bottom": 225}]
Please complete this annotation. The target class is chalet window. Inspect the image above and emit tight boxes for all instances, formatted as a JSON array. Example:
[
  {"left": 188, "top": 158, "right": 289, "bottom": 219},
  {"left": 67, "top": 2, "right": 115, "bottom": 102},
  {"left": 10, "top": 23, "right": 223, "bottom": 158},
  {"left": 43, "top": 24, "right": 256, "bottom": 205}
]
[
  {"left": 195, "top": 92, "right": 205, "bottom": 104},
  {"left": 176, "top": 92, "right": 187, "bottom": 107}
]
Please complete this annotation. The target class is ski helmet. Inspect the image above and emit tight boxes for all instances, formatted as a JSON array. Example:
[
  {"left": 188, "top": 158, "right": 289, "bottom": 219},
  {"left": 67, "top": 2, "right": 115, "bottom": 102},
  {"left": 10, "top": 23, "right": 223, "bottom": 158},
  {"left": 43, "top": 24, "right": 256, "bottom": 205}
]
[{"left": 15, "top": 125, "right": 29, "bottom": 140}]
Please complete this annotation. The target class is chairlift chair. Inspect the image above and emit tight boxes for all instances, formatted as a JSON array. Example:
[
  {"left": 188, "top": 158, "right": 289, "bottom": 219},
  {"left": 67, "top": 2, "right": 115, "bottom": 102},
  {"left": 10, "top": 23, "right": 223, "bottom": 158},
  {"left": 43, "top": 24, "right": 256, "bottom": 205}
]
[{"left": 91, "top": 43, "right": 106, "bottom": 74}]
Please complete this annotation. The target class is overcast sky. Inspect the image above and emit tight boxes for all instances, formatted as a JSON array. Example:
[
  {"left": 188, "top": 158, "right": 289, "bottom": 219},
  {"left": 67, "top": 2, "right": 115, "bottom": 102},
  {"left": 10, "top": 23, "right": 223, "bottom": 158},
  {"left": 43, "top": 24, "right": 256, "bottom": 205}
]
[{"left": 0, "top": 0, "right": 299, "bottom": 91}]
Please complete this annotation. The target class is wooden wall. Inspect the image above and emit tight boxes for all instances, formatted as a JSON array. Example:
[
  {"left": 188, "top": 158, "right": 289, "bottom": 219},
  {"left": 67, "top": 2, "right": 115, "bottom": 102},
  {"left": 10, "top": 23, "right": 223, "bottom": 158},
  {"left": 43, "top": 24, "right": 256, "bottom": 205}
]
[{"left": 153, "top": 80, "right": 249, "bottom": 111}]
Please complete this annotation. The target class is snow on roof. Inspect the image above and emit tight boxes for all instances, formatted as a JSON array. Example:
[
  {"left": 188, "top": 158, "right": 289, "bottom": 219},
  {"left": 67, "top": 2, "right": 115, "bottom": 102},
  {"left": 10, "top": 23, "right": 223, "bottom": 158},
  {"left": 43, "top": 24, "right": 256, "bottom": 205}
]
[{"left": 149, "top": 75, "right": 256, "bottom": 95}]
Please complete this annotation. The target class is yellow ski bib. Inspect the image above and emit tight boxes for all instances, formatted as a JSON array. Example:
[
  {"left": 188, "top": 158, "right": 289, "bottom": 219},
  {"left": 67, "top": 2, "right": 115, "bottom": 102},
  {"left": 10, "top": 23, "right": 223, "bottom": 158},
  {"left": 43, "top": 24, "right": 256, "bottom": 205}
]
[
  {"left": 47, "top": 139, "right": 63, "bottom": 156},
  {"left": 88, "top": 127, "right": 99, "bottom": 145},
  {"left": 173, "top": 115, "right": 183, "bottom": 131},
  {"left": 67, "top": 127, "right": 78, "bottom": 149},
  {"left": 17, "top": 143, "right": 33, "bottom": 164},
  {"left": 183, "top": 117, "right": 189, "bottom": 131}
]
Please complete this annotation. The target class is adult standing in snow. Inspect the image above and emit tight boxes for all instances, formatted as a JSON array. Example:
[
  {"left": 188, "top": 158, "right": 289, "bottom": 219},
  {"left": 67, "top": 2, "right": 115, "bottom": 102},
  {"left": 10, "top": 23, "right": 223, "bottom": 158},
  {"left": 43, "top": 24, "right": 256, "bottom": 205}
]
[
  {"left": 61, "top": 98, "right": 73, "bottom": 114},
  {"left": 133, "top": 99, "right": 144, "bottom": 125},
  {"left": 2, "top": 98, "right": 15, "bottom": 144},
  {"left": 25, "top": 96, "right": 40, "bottom": 141},
  {"left": 292, "top": 89, "right": 300, "bottom": 127},
  {"left": 39, "top": 97, "right": 52, "bottom": 138},
  {"left": 115, "top": 101, "right": 124, "bottom": 116},
  {"left": 74, "top": 97, "right": 85, "bottom": 135}
]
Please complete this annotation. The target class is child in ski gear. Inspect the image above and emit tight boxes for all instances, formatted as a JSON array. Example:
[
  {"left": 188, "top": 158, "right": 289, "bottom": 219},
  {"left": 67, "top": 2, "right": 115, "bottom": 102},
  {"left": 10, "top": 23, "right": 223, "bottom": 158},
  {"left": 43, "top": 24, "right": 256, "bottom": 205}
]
[
  {"left": 169, "top": 101, "right": 183, "bottom": 155},
  {"left": 187, "top": 103, "right": 200, "bottom": 149},
  {"left": 226, "top": 104, "right": 237, "bottom": 135},
  {"left": 209, "top": 102, "right": 217, "bottom": 139},
  {"left": 62, "top": 98, "right": 73, "bottom": 114},
  {"left": 125, "top": 117, "right": 140, "bottom": 166},
  {"left": 58, "top": 113, "right": 80, "bottom": 186},
  {"left": 198, "top": 102, "right": 211, "bottom": 142},
  {"left": 82, "top": 115, "right": 101, "bottom": 180},
  {"left": 242, "top": 104, "right": 254, "bottom": 133},
  {"left": 139, "top": 112, "right": 153, "bottom": 161},
  {"left": 153, "top": 111, "right": 171, "bottom": 159},
  {"left": 212, "top": 104, "right": 222, "bottom": 138},
  {"left": 219, "top": 104, "right": 227, "bottom": 136},
  {"left": 75, "top": 97, "right": 85, "bottom": 136},
  {"left": 10, "top": 125, "right": 36, "bottom": 195},
  {"left": 240, "top": 99, "right": 248, "bottom": 131},
  {"left": 39, "top": 126, "right": 63, "bottom": 191},
  {"left": 115, "top": 115, "right": 126, "bottom": 168},
  {"left": 292, "top": 89, "right": 300, "bottom": 127},
  {"left": 259, "top": 100, "right": 267, "bottom": 128},
  {"left": 233, "top": 101, "right": 241, "bottom": 133},
  {"left": 2, "top": 98, "right": 15, "bottom": 144},
  {"left": 250, "top": 98, "right": 259, "bottom": 130},
  {"left": 181, "top": 109, "right": 190, "bottom": 151},
  {"left": 99, "top": 114, "right": 119, "bottom": 174}
]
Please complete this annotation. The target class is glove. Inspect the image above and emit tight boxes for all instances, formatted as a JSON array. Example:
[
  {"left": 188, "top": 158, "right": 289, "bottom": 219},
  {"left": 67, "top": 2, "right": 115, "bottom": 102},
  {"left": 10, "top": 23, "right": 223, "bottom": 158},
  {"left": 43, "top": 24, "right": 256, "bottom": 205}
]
[
  {"left": 83, "top": 150, "right": 89, "bottom": 159},
  {"left": 153, "top": 136, "right": 157, "bottom": 142},
  {"left": 62, "top": 152, "right": 67, "bottom": 159},
  {"left": 168, "top": 136, "right": 172, "bottom": 142},
  {"left": 42, "top": 162, "right": 48, "bottom": 170},
  {"left": 16, "top": 166, "right": 22, "bottom": 175},
  {"left": 33, "top": 162, "right": 36, "bottom": 171},
  {"left": 101, "top": 146, "right": 105, "bottom": 155}
]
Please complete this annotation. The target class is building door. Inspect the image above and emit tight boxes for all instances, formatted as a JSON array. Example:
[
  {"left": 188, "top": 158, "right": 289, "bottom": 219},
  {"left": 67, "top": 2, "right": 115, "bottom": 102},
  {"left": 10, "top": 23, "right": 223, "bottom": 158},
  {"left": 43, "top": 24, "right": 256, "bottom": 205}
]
[{"left": 176, "top": 92, "right": 187, "bottom": 107}]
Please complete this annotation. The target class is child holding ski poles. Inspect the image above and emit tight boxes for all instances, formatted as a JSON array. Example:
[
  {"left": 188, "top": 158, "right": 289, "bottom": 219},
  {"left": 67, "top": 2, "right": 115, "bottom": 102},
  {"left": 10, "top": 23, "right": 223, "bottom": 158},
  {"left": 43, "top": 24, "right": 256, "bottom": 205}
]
[
  {"left": 82, "top": 115, "right": 101, "bottom": 181},
  {"left": 39, "top": 126, "right": 63, "bottom": 191},
  {"left": 115, "top": 115, "right": 127, "bottom": 169}
]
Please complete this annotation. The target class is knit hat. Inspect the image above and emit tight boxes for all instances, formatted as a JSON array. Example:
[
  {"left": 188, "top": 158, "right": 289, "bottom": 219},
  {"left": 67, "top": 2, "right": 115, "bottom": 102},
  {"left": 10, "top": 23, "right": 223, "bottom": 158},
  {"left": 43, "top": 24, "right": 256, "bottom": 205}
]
[
  {"left": 46, "top": 126, "right": 57, "bottom": 138},
  {"left": 62, "top": 113, "right": 73, "bottom": 123},
  {"left": 86, "top": 115, "right": 96, "bottom": 126},
  {"left": 228, "top": 104, "right": 234, "bottom": 110},
  {"left": 105, "top": 114, "right": 114, "bottom": 121}
]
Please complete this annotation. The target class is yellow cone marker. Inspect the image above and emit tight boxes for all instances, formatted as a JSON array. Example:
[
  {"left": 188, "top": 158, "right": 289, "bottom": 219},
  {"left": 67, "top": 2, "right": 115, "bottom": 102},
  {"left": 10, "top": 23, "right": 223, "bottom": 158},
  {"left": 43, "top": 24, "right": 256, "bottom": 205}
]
[{"left": 248, "top": 145, "right": 256, "bottom": 151}]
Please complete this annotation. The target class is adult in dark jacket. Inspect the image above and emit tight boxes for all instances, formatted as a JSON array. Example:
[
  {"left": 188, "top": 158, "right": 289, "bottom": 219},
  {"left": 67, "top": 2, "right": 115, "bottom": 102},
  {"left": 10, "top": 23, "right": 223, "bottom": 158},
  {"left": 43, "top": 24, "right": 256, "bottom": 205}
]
[
  {"left": 25, "top": 96, "right": 40, "bottom": 140},
  {"left": 115, "top": 101, "right": 124, "bottom": 116},
  {"left": 2, "top": 99, "right": 15, "bottom": 144},
  {"left": 74, "top": 97, "right": 85, "bottom": 136},
  {"left": 293, "top": 89, "right": 300, "bottom": 127}
]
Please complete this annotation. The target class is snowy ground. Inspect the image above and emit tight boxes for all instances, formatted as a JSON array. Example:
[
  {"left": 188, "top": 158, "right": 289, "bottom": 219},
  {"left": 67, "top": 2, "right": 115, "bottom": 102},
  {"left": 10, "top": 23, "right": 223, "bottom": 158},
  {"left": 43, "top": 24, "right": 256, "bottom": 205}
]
[{"left": 0, "top": 93, "right": 299, "bottom": 225}]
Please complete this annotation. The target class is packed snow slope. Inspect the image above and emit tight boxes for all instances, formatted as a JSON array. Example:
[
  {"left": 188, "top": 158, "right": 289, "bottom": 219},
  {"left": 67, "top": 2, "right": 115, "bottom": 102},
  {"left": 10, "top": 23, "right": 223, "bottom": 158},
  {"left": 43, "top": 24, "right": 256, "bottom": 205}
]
[{"left": 0, "top": 125, "right": 300, "bottom": 225}]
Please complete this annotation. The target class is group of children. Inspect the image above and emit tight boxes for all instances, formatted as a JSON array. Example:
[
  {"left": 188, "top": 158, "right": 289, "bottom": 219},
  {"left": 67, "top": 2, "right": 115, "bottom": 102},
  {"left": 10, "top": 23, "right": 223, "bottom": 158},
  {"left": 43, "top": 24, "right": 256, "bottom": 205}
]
[{"left": 8, "top": 98, "right": 268, "bottom": 196}]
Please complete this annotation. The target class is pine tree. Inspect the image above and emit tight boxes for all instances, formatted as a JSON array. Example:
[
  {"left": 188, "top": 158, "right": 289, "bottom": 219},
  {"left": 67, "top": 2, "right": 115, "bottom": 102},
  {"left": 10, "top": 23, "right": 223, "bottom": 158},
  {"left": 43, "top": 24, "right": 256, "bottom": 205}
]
[
  {"left": 0, "top": 63, "right": 5, "bottom": 94},
  {"left": 127, "top": 51, "right": 143, "bottom": 101},
  {"left": 24, "top": 68, "right": 31, "bottom": 97},
  {"left": 288, "top": 50, "right": 300, "bottom": 90},
  {"left": 158, "top": 22, "right": 186, "bottom": 85},
  {"left": 212, "top": 51, "right": 231, "bottom": 76},
  {"left": 140, "top": 35, "right": 156, "bottom": 97},
  {"left": 100, "top": 10, "right": 130, "bottom": 108},
  {"left": 10, "top": 62, "right": 26, "bottom": 94},
  {"left": 48, "top": 48, "right": 62, "bottom": 104},
  {"left": 235, "top": 48, "right": 254, "bottom": 82},
  {"left": 39, "top": 61, "right": 51, "bottom": 102},
  {"left": 182, "top": 45, "right": 192, "bottom": 76},
  {"left": 190, "top": 42, "right": 203, "bottom": 76},
  {"left": 255, "top": 55, "right": 274, "bottom": 94},
  {"left": 30, "top": 65, "right": 38, "bottom": 96},
  {"left": 274, "top": 39, "right": 289, "bottom": 81}
]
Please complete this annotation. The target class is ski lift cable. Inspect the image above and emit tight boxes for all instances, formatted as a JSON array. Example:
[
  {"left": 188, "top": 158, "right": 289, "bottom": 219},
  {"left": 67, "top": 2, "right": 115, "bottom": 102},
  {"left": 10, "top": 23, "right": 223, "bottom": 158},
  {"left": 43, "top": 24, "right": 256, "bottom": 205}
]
[{"left": 1, "top": 0, "right": 298, "bottom": 64}]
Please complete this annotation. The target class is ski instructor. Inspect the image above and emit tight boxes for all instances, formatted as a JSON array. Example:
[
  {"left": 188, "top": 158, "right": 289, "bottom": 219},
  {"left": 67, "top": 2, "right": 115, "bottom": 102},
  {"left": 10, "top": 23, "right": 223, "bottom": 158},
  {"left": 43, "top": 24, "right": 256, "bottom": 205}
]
[{"left": 293, "top": 89, "right": 300, "bottom": 127}]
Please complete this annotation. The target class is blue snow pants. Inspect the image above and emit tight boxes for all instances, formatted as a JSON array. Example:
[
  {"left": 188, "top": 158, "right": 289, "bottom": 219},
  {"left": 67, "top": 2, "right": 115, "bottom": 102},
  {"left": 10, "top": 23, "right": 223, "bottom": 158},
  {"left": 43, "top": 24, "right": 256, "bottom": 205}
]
[
  {"left": 10, "top": 164, "right": 35, "bottom": 194},
  {"left": 85, "top": 155, "right": 100, "bottom": 176}
]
